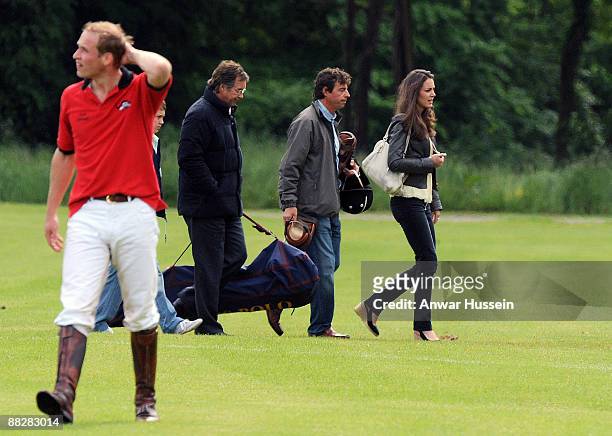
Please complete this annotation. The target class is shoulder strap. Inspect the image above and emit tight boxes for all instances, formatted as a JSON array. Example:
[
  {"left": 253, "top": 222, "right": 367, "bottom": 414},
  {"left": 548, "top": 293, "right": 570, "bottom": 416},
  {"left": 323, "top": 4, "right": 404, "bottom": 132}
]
[
  {"left": 383, "top": 118, "right": 405, "bottom": 141},
  {"left": 382, "top": 123, "right": 393, "bottom": 141},
  {"left": 385, "top": 119, "right": 412, "bottom": 155},
  {"left": 402, "top": 126, "right": 412, "bottom": 158},
  {"left": 428, "top": 136, "right": 439, "bottom": 154}
]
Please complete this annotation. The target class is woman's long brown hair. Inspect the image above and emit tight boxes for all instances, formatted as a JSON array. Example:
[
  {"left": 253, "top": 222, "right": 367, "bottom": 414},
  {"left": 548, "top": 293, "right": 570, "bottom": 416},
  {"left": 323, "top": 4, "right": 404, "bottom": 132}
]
[{"left": 394, "top": 69, "right": 437, "bottom": 140}]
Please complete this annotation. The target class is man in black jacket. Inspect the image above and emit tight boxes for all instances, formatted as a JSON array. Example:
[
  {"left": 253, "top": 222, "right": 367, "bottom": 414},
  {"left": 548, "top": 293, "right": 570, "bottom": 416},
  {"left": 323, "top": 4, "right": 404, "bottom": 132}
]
[{"left": 177, "top": 60, "right": 249, "bottom": 335}]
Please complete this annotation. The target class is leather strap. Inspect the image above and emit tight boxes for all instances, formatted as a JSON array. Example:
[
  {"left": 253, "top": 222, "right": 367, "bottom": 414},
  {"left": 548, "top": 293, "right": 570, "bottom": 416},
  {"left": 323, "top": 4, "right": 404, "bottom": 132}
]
[{"left": 92, "top": 194, "right": 132, "bottom": 203}]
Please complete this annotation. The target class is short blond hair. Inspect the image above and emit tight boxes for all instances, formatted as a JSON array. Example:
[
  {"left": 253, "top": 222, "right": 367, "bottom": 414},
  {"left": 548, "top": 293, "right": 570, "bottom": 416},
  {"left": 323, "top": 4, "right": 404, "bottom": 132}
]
[{"left": 82, "top": 21, "right": 134, "bottom": 68}]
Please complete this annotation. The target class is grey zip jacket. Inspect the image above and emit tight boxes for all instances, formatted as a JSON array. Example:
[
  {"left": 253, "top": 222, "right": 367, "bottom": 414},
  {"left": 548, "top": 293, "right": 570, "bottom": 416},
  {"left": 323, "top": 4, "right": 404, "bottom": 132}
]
[{"left": 279, "top": 102, "right": 341, "bottom": 218}]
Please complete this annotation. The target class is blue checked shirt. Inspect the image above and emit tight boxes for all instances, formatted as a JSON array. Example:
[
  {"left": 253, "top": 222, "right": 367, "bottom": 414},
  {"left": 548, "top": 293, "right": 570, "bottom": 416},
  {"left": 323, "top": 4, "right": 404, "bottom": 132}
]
[{"left": 315, "top": 99, "right": 340, "bottom": 173}]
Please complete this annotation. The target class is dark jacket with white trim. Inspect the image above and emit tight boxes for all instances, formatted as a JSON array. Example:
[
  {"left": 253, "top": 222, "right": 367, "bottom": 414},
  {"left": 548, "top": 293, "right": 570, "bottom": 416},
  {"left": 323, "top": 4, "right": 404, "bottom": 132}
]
[{"left": 387, "top": 114, "right": 443, "bottom": 211}]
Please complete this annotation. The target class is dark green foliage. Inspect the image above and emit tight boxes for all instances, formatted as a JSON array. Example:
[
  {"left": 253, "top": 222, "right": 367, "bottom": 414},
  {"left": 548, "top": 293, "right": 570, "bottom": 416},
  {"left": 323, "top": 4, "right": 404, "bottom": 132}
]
[
  {"left": 0, "top": 0, "right": 610, "bottom": 214},
  {"left": 0, "top": 0, "right": 75, "bottom": 143},
  {"left": 366, "top": 0, "right": 610, "bottom": 165},
  {"left": 238, "top": 77, "right": 313, "bottom": 136}
]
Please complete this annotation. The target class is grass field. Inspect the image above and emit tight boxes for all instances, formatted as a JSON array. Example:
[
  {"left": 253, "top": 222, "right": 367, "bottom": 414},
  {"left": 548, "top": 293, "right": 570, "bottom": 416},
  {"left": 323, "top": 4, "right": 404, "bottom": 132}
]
[{"left": 0, "top": 202, "right": 611, "bottom": 434}]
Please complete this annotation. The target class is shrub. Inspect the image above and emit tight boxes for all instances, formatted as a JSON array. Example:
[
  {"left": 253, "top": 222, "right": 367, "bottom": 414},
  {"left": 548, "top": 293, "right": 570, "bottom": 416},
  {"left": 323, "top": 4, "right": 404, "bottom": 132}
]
[{"left": 2, "top": 130, "right": 610, "bottom": 216}]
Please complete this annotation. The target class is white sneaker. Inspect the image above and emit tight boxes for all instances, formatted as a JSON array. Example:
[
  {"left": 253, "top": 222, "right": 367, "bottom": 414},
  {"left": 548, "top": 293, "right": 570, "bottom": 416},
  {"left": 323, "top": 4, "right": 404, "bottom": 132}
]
[{"left": 174, "top": 319, "right": 203, "bottom": 335}]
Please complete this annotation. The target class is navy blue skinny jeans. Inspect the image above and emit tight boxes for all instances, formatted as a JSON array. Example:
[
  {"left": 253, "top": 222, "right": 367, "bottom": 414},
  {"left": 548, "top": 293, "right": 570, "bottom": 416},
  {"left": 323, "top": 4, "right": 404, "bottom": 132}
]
[{"left": 366, "top": 196, "right": 437, "bottom": 331}]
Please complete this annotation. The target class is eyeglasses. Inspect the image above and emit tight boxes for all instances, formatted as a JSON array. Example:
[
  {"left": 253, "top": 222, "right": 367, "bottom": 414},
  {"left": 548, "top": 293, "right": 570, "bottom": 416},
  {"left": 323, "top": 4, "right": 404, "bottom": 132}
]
[{"left": 225, "top": 85, "right": 246, "bottom": 95}]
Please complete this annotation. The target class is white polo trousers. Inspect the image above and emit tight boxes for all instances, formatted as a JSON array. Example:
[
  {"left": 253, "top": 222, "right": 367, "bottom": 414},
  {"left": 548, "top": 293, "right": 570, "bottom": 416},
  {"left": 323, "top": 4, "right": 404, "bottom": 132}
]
[{"left": 54, "top": 198, "right": 160, "bottom": 334}]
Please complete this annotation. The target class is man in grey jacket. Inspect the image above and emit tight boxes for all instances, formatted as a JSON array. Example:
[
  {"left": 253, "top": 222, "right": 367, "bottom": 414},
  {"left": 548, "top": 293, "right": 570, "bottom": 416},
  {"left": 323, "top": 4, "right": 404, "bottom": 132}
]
[{"left": 278, "top": 67, "right": 353, "bottom": 338}]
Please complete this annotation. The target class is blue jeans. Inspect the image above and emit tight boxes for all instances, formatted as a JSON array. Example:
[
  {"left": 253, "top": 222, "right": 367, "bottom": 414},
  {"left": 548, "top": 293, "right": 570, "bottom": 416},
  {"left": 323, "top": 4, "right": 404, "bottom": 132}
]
[
  {"left": 305, "top": 215, "right": 341, "bottom": 335},
  {"left": 94, "top": 264, "right": 183, "bottom": 334}
]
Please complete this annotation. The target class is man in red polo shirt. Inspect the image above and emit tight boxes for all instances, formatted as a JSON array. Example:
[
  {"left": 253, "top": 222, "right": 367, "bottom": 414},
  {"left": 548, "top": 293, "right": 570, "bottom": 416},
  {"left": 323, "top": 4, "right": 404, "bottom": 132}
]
[{"left": 37, "top": 21, "right": 172, "bottom": 424}]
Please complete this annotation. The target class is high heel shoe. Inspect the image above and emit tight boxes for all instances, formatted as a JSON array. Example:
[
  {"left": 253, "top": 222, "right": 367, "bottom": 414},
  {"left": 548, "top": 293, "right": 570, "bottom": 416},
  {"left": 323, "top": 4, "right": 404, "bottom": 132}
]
[
  {"left": 414, "top": 330, "right": 458, "bottom": 341},
  {"left": 414, "top": 330, "right": 438, "bottom": 341},
  {"left": 354, "top": 302, "right": 379, "bottom": 336}
]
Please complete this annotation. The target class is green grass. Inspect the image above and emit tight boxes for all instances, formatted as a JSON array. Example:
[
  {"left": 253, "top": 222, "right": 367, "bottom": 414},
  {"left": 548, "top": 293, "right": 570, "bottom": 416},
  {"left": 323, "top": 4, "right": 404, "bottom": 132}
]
[{"left": 0, "top": 203, "right": 611, "bottom": 434}]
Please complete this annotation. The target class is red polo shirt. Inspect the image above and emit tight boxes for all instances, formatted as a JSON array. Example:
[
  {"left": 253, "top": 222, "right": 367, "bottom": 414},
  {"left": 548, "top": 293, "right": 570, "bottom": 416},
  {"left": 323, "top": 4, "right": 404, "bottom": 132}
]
[{"left": 57, "top": 68, "right": 172, "bottom": 216}]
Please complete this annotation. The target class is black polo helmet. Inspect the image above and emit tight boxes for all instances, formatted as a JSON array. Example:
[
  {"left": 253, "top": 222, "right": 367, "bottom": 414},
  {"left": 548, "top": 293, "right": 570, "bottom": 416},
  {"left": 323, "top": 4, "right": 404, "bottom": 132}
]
[{"left": 340, "top": 172, "right": 373, "bottom": 214}]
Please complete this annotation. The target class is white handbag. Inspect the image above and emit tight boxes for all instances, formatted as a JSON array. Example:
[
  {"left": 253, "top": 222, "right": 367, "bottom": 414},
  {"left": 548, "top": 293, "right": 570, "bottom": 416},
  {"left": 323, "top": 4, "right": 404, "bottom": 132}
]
[{"left": 362, "top": 123, "right": 410, "bottom": 195}]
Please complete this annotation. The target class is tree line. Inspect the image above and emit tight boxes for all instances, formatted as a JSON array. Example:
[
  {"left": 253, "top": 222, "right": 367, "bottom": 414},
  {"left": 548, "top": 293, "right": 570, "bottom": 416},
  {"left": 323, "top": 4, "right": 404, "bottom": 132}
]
[{"left": 1, "top": 0, "right": 610, "bottom": 168}]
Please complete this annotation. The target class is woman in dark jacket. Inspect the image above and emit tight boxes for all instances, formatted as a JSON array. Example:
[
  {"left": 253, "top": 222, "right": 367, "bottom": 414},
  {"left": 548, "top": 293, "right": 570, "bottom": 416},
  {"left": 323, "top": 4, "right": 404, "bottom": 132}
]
[{"left": 355, "top": 69, "right": 455, "bottom": 341}]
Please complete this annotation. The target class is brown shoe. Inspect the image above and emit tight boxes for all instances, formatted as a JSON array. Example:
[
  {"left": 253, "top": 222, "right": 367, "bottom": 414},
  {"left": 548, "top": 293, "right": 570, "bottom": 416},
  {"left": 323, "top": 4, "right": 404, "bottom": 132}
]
[
  {"left": 265, "top": 307, "right": 284, "bottom": 336},
  {"left": 309, "top": 327, "right": 350, "bottom": 339},
  {"left": 131, "top": 328, "right": 159, "bottom": 422},
  {"left": 36, "top": 326, "right": 87, "bottom": 424}
]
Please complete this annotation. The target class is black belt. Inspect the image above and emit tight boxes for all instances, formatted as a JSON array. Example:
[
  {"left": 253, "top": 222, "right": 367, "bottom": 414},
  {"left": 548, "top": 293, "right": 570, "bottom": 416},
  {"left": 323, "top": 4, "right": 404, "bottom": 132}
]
[{"left": 92, "top": 194, "right": 133, "bottom": 203}]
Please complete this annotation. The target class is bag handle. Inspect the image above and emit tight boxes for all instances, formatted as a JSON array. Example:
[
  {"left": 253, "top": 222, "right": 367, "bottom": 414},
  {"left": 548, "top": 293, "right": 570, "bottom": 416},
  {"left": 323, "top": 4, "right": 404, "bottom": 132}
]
[
  {"left": 401, "top": 127, "right": 412, "bottom": 158},
  {"left": 385, "top": 119, "right": 411, "bottom": 158},
  {"left": 171, "top": 242, "right": 192, "bottom": 268},
  {"left": 171, "top": 212, "right": 277, "bottom": 268},
  {"left": 428, "top": 136, "right": 440, "bottom": 155},
  {"left": 382, "top": 123, "right": 394, "bottom": 141},
  {"left": 397, "top": 121, "right": 412, "bottom": 186},
  {"left": 243, "top": 212, "right": 278, "bottom": 240}
]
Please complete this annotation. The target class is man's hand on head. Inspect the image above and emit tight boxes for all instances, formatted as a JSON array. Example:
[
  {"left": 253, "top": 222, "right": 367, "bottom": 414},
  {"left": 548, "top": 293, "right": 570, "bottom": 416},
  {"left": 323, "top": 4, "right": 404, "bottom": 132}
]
[
  {"left": 121, "top": 42, "right": 137, "bottom": 65},
  {"left": 123, "top": 44, "right": 172, "bottom": 89}
]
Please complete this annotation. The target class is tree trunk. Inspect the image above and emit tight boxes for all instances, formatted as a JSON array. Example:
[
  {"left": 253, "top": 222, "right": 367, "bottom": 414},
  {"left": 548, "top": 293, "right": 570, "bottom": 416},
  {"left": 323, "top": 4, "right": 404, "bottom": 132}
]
[
  {"left": 344, "top": 0, "right": 357, "bottom": 131},
  {"left": 554, "top": 0, "right": 591, "bottom": 166},
  {"left": 356, "top": 0, "right": 385, "bottom": 148},
  {"left": 392, "top": 0, "right": 413, "bottom": 87}
]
